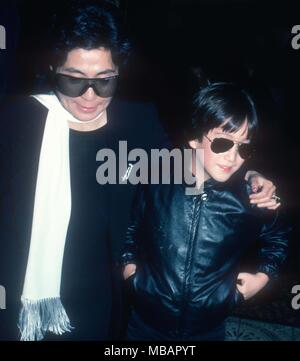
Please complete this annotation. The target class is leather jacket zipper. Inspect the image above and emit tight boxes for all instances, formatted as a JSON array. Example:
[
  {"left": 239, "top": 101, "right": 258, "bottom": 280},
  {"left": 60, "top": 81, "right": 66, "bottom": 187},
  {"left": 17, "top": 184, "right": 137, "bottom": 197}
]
[{"left": 177, "top": 193, "right": 204, "bottom": 337}]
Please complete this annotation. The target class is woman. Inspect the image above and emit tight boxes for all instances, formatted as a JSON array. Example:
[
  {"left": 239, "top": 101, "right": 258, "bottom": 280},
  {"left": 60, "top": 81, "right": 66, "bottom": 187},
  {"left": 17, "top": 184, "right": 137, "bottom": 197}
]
[{"left": 0, "top": 1, "right": 279, "bottom": 341}]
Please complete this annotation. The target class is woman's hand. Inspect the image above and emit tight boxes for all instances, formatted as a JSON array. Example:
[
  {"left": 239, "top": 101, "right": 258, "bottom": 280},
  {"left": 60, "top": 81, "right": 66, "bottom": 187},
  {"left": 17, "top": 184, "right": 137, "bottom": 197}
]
[
  {"left": 123, "top": 263, "right": 137, "bottom": 280},
  {"left": 236, "top": 272, "right": 269, "bottom": 300},
  {"left": 245, "top": 171, "right": 281, "bottom": 210}
]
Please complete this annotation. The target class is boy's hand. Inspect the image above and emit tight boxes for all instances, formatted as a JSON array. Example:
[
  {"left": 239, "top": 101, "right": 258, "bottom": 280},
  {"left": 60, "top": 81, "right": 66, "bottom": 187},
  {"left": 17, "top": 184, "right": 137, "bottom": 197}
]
[
  {"left": 245, "top": 171, "right": 280, "bottom": 210},
  {"left": 123, "top": 263, "right": 137, "bottom": 280},
  {"left": 236, "top": 272, "right": 269, "bottom": 300}
]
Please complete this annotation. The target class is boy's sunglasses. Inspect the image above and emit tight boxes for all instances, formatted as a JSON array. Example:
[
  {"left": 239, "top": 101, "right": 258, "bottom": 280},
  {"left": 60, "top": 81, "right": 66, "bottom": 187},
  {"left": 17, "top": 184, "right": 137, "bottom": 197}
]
[
  {"left": 53, "top": 73, "right": 119, "bottom": 98},
  {"left": 204, "top": 135, "right": 254, "bottom": 160}
]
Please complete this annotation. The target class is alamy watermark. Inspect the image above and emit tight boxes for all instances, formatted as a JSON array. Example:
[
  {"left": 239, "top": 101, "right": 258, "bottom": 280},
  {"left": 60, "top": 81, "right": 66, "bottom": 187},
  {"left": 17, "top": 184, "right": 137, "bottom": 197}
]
[
  {"left": 291, "top": 25, "right": 300, "bottom": 50},
  {"left": 291, "top": 285, "right": 300, "bottom": 310},
  {"left": 0, "top": 285, "right": 6, "bottom": 310},
  {"left": 0, "top": 25, "right": 6, "bottom": 50},
  {"left": 95, "top": 141, "right": 205, "bottom": 195}
]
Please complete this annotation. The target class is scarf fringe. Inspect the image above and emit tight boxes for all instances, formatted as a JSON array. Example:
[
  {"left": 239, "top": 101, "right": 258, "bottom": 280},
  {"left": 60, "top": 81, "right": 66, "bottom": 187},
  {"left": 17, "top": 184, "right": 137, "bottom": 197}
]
[{"left": 18, "top": 297, "right": 73, "bottom": 341}]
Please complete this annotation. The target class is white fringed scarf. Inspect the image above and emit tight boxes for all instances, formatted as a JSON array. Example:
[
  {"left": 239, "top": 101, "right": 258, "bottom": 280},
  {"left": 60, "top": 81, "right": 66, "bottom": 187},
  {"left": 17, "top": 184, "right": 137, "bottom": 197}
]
[{"left": 18, "top": 94, "right": 101, "bottom": 341}]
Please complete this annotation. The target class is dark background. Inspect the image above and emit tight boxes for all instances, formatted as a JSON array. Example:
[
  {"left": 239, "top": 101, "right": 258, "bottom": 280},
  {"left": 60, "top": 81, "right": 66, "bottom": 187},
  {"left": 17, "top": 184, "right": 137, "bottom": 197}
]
[{"left": 0, "top": 0, "right": 299, "bottom": 325}]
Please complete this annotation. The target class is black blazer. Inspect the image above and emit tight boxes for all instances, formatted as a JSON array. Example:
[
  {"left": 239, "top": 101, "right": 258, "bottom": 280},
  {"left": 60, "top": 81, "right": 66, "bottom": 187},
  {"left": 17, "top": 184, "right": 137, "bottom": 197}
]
[{"left": 0, "top": 95, "right": 169, "bottom": 339}]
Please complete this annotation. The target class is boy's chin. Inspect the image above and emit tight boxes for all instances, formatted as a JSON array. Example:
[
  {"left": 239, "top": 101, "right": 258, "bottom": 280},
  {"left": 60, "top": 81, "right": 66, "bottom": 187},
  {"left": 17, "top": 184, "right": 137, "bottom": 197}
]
[{"left": 210, "top": 171, "right": 236, "bottom": 183}]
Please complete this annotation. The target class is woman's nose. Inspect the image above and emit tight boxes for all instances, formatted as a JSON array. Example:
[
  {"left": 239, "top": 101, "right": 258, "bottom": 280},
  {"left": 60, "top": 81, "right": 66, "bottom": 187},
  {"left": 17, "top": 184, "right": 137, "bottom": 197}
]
[{"left": 81, "top": 86, "right": 97, "bottom": 100}]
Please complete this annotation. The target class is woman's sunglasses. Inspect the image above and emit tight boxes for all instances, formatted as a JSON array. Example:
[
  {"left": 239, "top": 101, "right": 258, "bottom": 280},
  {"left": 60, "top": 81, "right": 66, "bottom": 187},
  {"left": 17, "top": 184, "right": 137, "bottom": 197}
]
[
  {"left": 204, "top": 135, "right": 254, "bottom": 160},
  {"left": 53, "top": 73, "right": 119, "bottom": 98}
]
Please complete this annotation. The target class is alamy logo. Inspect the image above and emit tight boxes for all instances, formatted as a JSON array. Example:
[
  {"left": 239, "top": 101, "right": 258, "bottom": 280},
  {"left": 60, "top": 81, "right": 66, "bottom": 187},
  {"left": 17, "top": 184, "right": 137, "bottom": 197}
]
[
  {"left": 291, "top": 285, "right": 300, "bottom": 310},
  {"left": 0, "top": 285, "right": 6, "bottom": 310},
  {"left": 291, "top": 25, "right": 300, "bottom": 50},
  {"left": 0, "top": 25, "right": 6, "bottom": 50},
  {"left": 95, "top": 141, "right": 205, "bottom": 195}
]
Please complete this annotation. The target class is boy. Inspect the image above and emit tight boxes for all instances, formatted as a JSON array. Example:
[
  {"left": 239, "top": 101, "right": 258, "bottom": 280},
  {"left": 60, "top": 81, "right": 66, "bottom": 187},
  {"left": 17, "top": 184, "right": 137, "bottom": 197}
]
[{"left": 121, "top": 83, "right": 289, "bottom": 341}]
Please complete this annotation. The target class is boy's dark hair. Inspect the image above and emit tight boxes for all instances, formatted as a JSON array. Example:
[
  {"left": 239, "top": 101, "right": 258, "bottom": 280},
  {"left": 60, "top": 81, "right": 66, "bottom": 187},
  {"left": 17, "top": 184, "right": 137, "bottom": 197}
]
[
  {"left": 48, "top": 0, "right": 130, "bottom": 70},
  {"left": 186, "top": 82, "right": 258, "bottom": 142}
]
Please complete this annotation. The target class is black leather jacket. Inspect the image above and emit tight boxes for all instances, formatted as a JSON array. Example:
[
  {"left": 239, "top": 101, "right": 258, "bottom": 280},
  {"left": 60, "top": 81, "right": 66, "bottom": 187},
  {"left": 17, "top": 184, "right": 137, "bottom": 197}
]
[{"left": 121, "top": 174, "right": 289, "bottom": 338}]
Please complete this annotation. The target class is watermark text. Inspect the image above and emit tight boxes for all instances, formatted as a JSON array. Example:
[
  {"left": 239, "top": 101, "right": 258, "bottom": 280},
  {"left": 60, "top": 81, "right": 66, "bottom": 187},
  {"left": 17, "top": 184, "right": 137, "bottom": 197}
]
[
  {"left": 0, "top": 285, "right": 6, "bottom": 310},
  {"left": 0, "top": 25, "right": 6, "bottom": 50},
  {"left": 291, "top": 285, "right": 300, "bottom": 310},
  {"left": 96, "top": 142, "right": 205, "bottom": 195}
]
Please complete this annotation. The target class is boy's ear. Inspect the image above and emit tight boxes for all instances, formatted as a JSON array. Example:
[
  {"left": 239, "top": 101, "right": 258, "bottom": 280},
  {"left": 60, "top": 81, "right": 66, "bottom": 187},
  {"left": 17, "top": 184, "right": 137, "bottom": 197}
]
[{"left": 188, "top": 139, "right": 202, "bottom": 149}]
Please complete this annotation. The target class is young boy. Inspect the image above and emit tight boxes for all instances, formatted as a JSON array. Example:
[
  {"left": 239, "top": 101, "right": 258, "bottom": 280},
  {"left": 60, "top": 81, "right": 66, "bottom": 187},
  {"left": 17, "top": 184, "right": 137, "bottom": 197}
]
[{"left": 121, "top": 83, "right": 289, "bottom": 341}]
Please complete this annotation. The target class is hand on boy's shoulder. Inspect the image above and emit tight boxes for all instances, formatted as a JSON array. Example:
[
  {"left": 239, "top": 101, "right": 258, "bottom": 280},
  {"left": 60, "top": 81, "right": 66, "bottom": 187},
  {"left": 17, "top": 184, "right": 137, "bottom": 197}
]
[{"left": 245, "top": 171, "right": 281, "bottom": 211}]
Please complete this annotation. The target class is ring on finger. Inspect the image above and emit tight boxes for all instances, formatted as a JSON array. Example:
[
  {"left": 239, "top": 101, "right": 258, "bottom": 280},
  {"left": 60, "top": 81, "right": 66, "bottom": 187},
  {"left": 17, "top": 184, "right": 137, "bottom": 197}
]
[{"left": 271, "top": 193, "right": 281, "bottom": 203}]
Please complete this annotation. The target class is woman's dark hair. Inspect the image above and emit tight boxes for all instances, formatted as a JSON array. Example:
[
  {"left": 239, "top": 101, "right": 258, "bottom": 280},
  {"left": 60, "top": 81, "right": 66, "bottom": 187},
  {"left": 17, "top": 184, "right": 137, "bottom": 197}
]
[
  {"left": 48, "top": 0, "right": 130, "bottom": 69},
  {"left": 186, "top": 82, "right": 258, "bottom": 142}
]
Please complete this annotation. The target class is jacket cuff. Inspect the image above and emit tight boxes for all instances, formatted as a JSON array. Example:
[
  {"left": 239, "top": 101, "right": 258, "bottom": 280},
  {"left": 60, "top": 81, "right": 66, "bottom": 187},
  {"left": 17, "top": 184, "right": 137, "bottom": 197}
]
[
  {"left": 257, "top": 263, "right": 279, "bottom": 280},
  {"left": 120, "top": 253, "right": 137, "bottom": 267}
]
